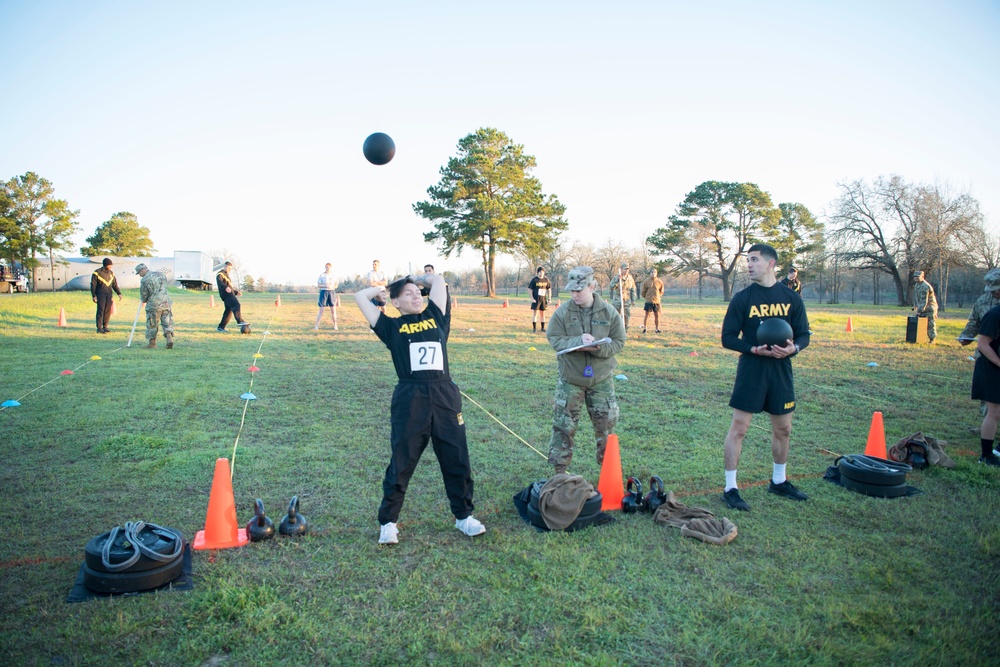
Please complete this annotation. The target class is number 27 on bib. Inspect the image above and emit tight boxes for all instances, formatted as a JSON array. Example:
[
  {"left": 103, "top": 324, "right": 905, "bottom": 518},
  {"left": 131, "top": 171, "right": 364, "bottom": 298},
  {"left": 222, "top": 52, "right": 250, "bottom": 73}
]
[{"left": 409, "top": 341, "right": 444, "bottom": 372}]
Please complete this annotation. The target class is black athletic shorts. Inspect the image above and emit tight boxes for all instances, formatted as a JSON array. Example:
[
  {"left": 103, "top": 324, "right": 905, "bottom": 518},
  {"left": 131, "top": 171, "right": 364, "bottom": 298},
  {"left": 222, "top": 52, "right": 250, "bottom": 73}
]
[
  {"left": 531, "top": 297, "right": 548, "bottom": 311},
  {"left": 971, "top": 357, "right": 1000, "bottom": 403},
  {"left": 729, "top": 355, "right": 796, "bottom": 415},
  {"left": 644, "top": 302, "right": 661, "bottom": 313}
]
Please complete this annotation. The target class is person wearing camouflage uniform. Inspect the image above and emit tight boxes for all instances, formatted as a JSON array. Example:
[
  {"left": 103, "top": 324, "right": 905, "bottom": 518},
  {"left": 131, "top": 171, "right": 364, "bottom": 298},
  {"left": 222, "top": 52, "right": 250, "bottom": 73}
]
[
  {"left": 608, "top": 261, "right": 637, "bottom": 331},
  {"left": 136, "top": 264, "right": 174, "bottom": 349},
  {"left": 546, "top": 266, "right": 627, "bottom": 473},
  {"left": 961, "top": 268, "right": 1000, "bottom": 424},
  {"left": 912, "top": 270, "right": 938, "bottom": 342}
]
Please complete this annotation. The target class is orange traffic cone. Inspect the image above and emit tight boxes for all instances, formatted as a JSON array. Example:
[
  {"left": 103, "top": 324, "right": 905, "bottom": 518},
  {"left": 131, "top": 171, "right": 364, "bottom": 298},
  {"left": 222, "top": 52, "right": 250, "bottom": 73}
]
[
  {"left": 57, "top": 307, "right": 67, "bottom": 327},
  {"left": 864, "top": 411, "right": 887, "bottom": 459},
  {"left": 452, "top": 297, "right": 458, "bottom": 309},
  {"left": 846, "top": 317, "right": 854, "bottom": 332},
  {"left": 209, "top": 294, "right": 216, "bottom": 307},
  {"left": 597, "top": 434, "right": 625, "bottom": 511},
  {"left": 111, "top": 300, "right": 118, "bottom": 315},
  {"left": 502, "top": 298, "right": 508, "bottom": 308},
  {"left": 193, "top": 458, "right": 249, "bottom": 550},
  {"left": 275, "top": 295, "right": 281, "bottom": 307}
]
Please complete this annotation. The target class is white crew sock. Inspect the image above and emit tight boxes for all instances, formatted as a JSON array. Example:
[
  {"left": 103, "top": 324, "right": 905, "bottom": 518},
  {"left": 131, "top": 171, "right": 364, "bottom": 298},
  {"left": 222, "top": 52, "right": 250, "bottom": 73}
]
[
  {"left": 725, "top": 470, "right": 738, "bottom": 491},
  {"left": 772, "top": 463, "right": 787, "bottom": 485}
]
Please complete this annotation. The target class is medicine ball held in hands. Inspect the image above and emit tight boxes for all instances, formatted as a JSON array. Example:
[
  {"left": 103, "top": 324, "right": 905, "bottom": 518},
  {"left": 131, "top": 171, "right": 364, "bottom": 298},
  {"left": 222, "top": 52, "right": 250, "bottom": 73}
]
[
  {"left": 756, "top": 318, "right": 793, "bottom": 347},
  {"left": 363, "top": 132, "right": 395, "bottom": 165}
]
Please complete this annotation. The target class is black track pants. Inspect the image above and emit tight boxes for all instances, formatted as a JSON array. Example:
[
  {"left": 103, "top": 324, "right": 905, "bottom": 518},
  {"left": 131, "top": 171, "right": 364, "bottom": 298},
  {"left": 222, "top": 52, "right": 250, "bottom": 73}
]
[{"left": 378, "top": 380, "right": 474, "bottom": 524}]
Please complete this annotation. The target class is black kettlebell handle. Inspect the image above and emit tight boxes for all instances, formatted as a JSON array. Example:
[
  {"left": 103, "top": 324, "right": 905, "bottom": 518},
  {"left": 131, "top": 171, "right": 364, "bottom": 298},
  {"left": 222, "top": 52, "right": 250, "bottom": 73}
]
[
  {"left": 649, "top": 476, "right": 665, "bottom": 496},
  {"left": 286, "top": 496, "right": 299, "bottom": 524},
  {"left": 626, "top": 477, "right": 643, "bottom": 496},
  {"left": 254, "top": 498, "right": 267, "bottom": 527}
]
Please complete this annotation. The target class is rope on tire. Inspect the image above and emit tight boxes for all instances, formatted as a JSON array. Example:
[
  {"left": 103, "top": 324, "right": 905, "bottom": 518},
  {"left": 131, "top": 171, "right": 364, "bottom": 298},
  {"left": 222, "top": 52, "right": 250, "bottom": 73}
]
[{"left": 100, "top": 521, "right": 183, "bottom": 572}]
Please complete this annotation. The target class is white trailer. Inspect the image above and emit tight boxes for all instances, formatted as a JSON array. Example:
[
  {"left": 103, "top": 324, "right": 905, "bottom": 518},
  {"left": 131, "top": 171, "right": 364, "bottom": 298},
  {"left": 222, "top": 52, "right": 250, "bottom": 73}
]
[{"left": 173, "top": 251, "right": 215, "bottom": 290}]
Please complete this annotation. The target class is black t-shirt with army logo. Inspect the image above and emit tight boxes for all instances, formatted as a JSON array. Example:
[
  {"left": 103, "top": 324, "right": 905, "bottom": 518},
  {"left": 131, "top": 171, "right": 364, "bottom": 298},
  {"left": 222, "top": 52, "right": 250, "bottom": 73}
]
[
  {"left": 722, "top": 282, "right": 810, "bottom": 357},
  {"left": 373, "top": 300, "right": 451, "bottom": 381},
  {"left": 529, "top": 276, "right": 551, "bottom": 302}
]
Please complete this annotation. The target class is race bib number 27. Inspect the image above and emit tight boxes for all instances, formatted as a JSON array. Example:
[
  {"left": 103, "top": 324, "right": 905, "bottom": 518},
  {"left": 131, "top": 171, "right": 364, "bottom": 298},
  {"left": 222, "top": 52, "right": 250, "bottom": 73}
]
[{"left": 409, "top": 341, "right": 444, "bottom": 372}]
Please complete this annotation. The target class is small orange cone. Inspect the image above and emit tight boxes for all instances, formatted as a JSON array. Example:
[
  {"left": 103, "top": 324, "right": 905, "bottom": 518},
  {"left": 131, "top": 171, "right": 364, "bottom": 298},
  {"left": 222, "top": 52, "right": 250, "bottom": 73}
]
[
  {"left": 864, "top": 411, "right": 887, "bottom": 459},
  {"left": 597, "top": 434, "right": 625, "bottom": 511},
  {"left": 502, "top": 298, "right": 508, "bottom": 308},
  {"left": 209, "top": 294, "right": 216, "bottom": 307},
  {"left": 57, "top": 307, "right": 67, "bottom": 327},
  {"left": 452, "top": 297, "right": 458, "bottom": 309},
  {"left": 193, "top": 458, "right": 249, "bottom": 550},
  {"left": 111, "top": 300, "right": 118, "bottom": 315},
  {"left": 846, "top": 317, "right": 854, "bottom": 332},
  {"left": 275, "top": 295, "right": 281, "bottom": 307}
]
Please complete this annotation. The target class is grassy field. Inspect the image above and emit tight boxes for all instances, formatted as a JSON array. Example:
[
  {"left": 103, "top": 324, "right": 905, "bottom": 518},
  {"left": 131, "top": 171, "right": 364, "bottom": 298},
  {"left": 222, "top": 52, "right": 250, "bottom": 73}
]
[{"left": 1, "top": 289, "right": 997, "bottom": 666}]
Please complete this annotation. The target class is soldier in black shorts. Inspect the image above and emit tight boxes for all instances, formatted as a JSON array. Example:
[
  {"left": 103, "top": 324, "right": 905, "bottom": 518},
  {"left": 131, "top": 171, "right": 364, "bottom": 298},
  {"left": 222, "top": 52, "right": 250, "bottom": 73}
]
[
  {"left": 528, "top": 267, "right": 551, "bottom": 332},
  {"left": 972, "top": 303, "right": 1000, "bottom": 467},
  {"left": 355, "top": 272, "right": 485, "bottom": 544},
  {"left": 720, "top": 244, "right": 811, "bottom": 512}
]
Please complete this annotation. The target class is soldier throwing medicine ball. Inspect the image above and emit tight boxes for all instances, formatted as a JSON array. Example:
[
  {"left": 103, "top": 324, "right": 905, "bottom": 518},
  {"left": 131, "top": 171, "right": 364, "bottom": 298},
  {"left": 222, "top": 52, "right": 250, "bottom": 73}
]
[
  {"left": 546, "top": 266, "right": 627, "bottom": 474},
  {"left": 720, "top": 244, "right": 811, "bottom": 512},
  {"left": 136, "top": 264, "right": 174, "bottom": 349},
  {"left": 355, "top": 272, "right": 485, "bottom": 545}
]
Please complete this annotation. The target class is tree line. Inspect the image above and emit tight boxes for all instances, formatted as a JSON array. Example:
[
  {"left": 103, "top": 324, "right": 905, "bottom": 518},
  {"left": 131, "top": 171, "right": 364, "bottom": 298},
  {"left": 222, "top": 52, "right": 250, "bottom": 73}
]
[
  {"left": 415, "top": 129, "right": 999, "bottom": 308},
  {"left": 1, "top": 172, "right": 155, "bottom": 284}
]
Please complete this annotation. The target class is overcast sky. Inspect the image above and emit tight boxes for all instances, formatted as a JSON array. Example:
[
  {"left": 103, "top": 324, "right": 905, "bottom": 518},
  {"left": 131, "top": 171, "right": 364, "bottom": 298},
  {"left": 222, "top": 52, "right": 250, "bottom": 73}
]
[{"left": 2, "top": 0, "right": 998, "bottom": 285}]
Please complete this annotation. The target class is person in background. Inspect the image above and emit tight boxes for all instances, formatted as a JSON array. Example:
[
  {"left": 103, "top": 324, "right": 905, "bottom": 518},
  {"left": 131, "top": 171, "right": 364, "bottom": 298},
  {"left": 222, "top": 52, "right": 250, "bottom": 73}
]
[
  {"left": 315, "top": 263, "right": 339, "bottom": 330},
  {"left": 640, "top": 268, "right": 665, "bottom": 334},
  {"left": 91, "top": 257, "right": 122, "bottom": 334},
  {"left": 780, "top": 267, "right": 802, "bottom": 294},
  {"left": 136, "top": 263, "right": 174, "bottom": 349},
  {"left": 912, "top": 270, "right": 938, "bottom": 343}
]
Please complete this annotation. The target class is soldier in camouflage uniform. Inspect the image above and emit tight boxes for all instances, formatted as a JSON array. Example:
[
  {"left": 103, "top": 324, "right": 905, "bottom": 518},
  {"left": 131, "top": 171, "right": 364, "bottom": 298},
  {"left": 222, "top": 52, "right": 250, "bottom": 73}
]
[
  {"left": 960, "top": 268, "right": 1000, "bottom": 423},
  {"left": 608, "top": 261, "right": 637, "bottom": 331},
  {"left": 136, "top": 264, "right": 174, "bottom": 349},
  {"left": 912, "top": 270, "right": 938, "bottom": 342},
  {"left": 546, "top": 266, "right": 627, "bottom": 473}
]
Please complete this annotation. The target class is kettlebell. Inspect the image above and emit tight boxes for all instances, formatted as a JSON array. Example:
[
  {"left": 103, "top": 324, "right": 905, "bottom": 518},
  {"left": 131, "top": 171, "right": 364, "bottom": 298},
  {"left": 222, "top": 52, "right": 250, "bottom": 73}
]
[
  {"left": 643, "top": 476, "right": 667, "bottom": 514},
  {"left": 246, "top": 498, "right": 275, "bottom": 542},
  {"left": 278, "top": 496, "right": 308, "bottom": 536},
  {"left": 621, "top": 477, "right": 646, "bottom": 513}
]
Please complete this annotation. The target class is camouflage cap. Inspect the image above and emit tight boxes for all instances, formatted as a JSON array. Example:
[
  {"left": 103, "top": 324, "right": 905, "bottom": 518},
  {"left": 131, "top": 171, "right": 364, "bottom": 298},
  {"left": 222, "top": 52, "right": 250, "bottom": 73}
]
[
  {"left": 620, "top": 262, "right": 630, "bottom": 269},
  {"left": 913, "top": 270, "right": 924, "bottom": 279},
  {"left": 134, "top": 263, "right": 147, "bottom": 274},
  {"left": 985, "top": 268, "right": 1000, "bottom": 292},
  {"left": 564, "top": 266, "right": 595, "bottom": 291}
]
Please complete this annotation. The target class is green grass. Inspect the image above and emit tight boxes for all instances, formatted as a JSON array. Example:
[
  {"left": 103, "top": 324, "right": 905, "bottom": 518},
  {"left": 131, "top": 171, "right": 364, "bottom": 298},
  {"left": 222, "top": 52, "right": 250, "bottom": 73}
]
[{"left": 0, "top": 289, "right": 997, "bottom": 666}]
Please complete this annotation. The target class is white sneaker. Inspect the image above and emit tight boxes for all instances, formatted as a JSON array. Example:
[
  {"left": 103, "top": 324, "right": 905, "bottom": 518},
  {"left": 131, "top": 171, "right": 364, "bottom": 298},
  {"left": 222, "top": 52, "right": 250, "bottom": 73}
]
[
  {"left": 378, "top": 522, "right": 398, "bottom": 544},
  {"left": 455, "top": 516, "right": 486, "bottom": 537},
  {"left": 313, "top": 326, "right": 319, "bottom": 330},
  {"left": 333, "top": 325, "right": 339, "bottom": 330}
]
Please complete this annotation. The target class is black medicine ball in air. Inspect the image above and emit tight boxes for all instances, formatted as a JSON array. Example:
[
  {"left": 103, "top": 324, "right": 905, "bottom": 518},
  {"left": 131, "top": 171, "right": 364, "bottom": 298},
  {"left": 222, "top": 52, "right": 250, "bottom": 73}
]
[
  {"left": 756, "top": 318, "right": 793, "bottom": 347},
  {"left": 363, "top": 132, "right": 395, "bottom": 165}
]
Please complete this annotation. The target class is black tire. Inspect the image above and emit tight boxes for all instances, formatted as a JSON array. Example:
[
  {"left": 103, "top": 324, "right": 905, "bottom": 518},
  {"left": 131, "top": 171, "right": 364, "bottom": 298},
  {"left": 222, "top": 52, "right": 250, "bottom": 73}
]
[
  {"left": 83, "top": 553, "right": 184, "bottom": 593},
  {"left": 526, "top": 502, "right": 603, "bottom": 530},
  {"left": 841, "top": 475, "right": 910, "bottom": 498},
  {"left": 529, "top": 480, "right": 603, "bottom": 515},
  {"left": 838, "top": 455, "right": 910, "bottom": 487},
  {"left": 84, "top": 526, "right": 185, "bottom": 573}
]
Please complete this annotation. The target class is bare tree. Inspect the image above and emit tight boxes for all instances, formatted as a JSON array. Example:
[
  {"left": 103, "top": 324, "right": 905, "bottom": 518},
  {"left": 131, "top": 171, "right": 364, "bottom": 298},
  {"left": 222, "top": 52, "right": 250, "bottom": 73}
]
[
  {"left": 828, "top": 176, "right": 917, "bottom": 306},
  {"left": 912, "top": 182, "right": 984, "bottom": 309}
]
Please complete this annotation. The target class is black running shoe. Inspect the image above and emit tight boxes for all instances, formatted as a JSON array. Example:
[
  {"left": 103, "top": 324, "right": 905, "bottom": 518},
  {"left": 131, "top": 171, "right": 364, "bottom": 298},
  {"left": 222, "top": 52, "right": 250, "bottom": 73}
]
[
  {"left": 722, "top": 488, "right": 750, "bottom": 511},
  {"left": 768, "top": 480, "right": 808, "bottom": 501},
  {"left": 979, "top": 454, "right": 1000, "bottom": 468}
]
